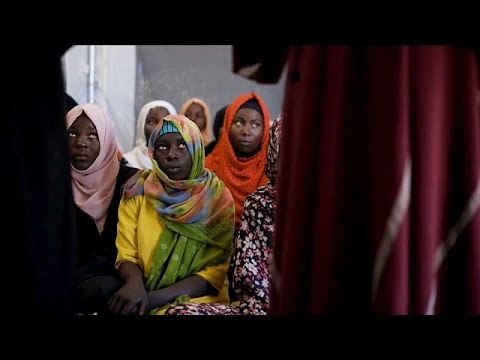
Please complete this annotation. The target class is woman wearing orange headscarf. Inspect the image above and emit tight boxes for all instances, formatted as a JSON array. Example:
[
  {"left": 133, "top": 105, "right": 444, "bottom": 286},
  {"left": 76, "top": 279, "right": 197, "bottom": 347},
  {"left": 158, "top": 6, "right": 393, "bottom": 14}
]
[{"left": 206, "top": 93, "right": 270, "bottom": 231}]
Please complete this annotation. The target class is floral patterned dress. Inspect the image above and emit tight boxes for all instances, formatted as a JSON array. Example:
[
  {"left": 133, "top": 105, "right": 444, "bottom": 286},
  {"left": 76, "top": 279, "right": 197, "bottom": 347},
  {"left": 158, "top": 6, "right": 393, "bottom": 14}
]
[{"left": 165, "top": 115, "right": 283, "bottom": 315}]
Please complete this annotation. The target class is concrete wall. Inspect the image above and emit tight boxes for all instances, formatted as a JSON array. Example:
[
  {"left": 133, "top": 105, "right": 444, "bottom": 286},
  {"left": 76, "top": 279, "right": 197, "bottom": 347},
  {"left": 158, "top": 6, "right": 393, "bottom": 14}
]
[
  {"left": 64, "top": 45, "right": 286, "bottom": 153},
  {"left": 136, "top": 45, "right": 286, "bottom": 129}
]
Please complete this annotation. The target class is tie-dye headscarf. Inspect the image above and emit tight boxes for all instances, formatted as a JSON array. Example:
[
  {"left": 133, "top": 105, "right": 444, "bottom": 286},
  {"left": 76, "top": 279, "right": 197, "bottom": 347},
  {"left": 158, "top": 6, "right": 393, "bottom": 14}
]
[{"left": 123, "top": 114, "right": 235, "bottom": 301}]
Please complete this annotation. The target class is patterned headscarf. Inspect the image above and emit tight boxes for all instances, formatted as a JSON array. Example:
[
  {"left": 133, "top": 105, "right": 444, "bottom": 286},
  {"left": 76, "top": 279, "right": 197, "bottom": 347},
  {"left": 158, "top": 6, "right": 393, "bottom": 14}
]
[
  {"left": 123, "top": 114, "right": 235, "bottom": 301},
  {"left": 205, "top": 93, "right": 270, "bottom": 230},
  {"left": 66, "top": 103, "right": 120, "bottom": 234},
  {"left": 179, "top": 97, "right": 214, "bottom": 147},
  {"left": 123, "top": 100, "right": 177, "bottom": 169},
  {"left": 266, "top": 114, "right": 283, "bottom": 184}
]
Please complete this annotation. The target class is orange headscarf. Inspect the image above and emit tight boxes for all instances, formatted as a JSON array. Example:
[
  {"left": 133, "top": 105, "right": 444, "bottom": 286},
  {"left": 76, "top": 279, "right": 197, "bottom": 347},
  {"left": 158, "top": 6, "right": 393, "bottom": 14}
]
[{"left": 206, "top": 93, "right": 270, "bottom": 230}]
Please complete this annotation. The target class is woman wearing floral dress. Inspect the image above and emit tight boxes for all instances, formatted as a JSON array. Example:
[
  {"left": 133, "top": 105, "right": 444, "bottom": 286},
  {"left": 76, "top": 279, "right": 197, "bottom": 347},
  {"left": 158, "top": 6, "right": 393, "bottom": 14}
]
[{"left": 165, "top": 114, "right": 283, "bottom": 315}]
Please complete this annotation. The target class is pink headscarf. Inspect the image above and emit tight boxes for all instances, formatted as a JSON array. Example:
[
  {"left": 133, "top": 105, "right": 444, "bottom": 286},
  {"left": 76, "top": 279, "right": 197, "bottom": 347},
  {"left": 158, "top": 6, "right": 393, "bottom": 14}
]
[{"left": 66, "top": 103, "right": 120, "bottom": 233}]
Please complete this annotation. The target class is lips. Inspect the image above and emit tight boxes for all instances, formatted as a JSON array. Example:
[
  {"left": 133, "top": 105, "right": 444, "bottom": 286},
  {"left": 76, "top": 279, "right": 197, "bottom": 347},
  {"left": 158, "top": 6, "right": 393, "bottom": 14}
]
[{"left": 73, "top": 154, "right": 89, "bottom": 161}]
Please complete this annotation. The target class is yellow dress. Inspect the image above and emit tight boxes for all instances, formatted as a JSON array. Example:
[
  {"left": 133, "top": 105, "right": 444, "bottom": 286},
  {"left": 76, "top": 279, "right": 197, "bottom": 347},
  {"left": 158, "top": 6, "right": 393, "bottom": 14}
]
[{"left": 115, "top": 194, "right": 230, "bottom": 315}]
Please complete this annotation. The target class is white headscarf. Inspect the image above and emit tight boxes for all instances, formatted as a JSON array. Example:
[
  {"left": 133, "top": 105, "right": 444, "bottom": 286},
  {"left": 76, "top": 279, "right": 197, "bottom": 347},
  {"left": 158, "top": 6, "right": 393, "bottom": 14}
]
[{"left": 123, "top": 100, "right": 177, "bottom": 169}]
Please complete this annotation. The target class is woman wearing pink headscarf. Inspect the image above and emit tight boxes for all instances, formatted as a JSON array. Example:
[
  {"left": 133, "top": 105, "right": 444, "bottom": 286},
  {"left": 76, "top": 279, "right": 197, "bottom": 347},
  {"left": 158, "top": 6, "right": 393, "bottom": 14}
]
[{"left": 66, "top": 103, "right": 139, "bottom": 314}]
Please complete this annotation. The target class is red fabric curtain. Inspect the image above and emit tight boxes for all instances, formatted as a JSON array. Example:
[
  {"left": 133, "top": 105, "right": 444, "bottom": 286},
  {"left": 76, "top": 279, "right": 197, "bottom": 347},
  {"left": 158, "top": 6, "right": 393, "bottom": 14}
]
[{"left": 264, "top": 46, "right": 479, "bottom": 314}]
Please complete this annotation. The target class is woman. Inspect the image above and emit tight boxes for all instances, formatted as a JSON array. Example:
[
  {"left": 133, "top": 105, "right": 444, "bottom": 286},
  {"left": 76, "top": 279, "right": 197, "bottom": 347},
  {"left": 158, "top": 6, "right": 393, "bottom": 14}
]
[
  {"left": 66, "top": 103, "right": 139, "bottom": 314},
  {"left": 206, "top": 93, "right": 270, "bottom": 231},
  {"left": 164, "top": 114, "right": 283, "bottom": 315},
  {"left": 122, "top": 100, "right": 177, "bottom": 169},
  {"left": 179, "top": 97, "right": 214, "bottom": 147},
  {"left": 109, "top": 114, "right": 235, "bottom": 315},
  {"left": 204, "top": 105, "right": 227, "bottom": 156}
]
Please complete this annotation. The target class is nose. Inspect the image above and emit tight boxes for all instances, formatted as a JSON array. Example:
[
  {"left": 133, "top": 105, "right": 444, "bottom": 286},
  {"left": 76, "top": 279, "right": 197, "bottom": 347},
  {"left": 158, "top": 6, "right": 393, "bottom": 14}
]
[
  {"left": 166, "top": 146, "right": 178, "bottom": 160},
  {"left": 241, "top": 124, "right": 252, "bottom": 136},
  {"left": 74, "top": 134, "right": 88, "bottom": 148}
]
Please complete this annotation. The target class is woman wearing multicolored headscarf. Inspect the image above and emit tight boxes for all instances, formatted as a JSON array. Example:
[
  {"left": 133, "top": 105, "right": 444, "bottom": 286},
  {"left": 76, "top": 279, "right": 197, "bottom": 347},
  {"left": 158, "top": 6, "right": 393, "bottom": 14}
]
[
  {"left": 179, "top": 97, "right": 214, "bottom": 147},
  {"left": 206, "top": 93, "right": 270, "bottom": 232},
  {"left": 122, "top": 100, "right": 177, "bottom": 169},
  {"left": 109, "top": 114, "right": 235, "bottom": 315},
  {"left": 66, "top": 103, "right": 139, "bottom": 314},
  {"left": 163, "top": 114, "right": 283, "bottom": 315}
]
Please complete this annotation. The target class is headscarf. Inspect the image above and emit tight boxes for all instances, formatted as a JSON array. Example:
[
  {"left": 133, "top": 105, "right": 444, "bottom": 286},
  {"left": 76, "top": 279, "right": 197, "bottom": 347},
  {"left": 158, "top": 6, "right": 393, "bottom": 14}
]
[
  {"left": 266, "top": 114, "right": 283, "bottom": 184},
  {"left": 123, "top": 114, "right": 235, "bottom": 300},
  {"left": 66, "top": 103, "right": 120, "bottom": 234},
  {"left": 123, "top": 100, "right": 177, "bottom": 169},
  {"left": 239, "top": 98, "right": 263, "bottom": 115},
  {"left": 179, "top": 97, "right": 214, "bottom": 147},
  {"left": 205, "top": 93, "right": 270, "bottom": 230}
]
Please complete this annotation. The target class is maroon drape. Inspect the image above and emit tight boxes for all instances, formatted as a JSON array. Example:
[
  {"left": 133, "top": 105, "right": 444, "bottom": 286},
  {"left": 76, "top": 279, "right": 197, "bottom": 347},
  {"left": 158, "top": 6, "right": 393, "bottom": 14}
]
[{"left": 234, "top": 45, "right": 480, "bottom": 314}]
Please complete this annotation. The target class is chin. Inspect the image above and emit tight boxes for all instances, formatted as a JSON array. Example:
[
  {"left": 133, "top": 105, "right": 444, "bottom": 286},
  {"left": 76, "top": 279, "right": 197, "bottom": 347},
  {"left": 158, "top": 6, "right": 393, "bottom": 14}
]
[
  {"left": 239, "top": 147, "right": 253, "bottom": 153},
  {"left": 166, "top": 173, "right": 185, "bottom": 181},
  {"left": 72, "top": 162, "right": 91, "bottom": 171}
]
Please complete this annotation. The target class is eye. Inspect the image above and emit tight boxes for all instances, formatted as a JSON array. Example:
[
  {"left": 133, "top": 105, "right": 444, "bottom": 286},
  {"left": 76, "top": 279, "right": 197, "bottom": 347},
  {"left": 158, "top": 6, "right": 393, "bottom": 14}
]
[
  {"left": 67, "top": 131, "right": 76, "bottom": 137},
  {"left": 234, "top": 119, "right": 243, "bottom": 126},
  {"left": 157, "top": 145, "right": 167, "bottom": 150},
  {"left": 88, "top": 133, "right": 98, "bottom": 139},
  {"left": 178, "top": 142, "right": 187, "bottom": 149}
]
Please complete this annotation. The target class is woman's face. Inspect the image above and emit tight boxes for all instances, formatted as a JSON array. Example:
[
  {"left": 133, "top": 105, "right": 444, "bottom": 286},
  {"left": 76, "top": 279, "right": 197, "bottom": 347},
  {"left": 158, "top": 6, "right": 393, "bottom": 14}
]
[
  {"left": 144, "top": 107, "right": 170, "bottom": 144},
  {"left": 229, "top": 108, "right": 264, "bottom": 153},
  {"left": 154, "top": 132, "right": 193, "bottom": 180},
  {"left": 67, "top": 112, "right": 100, "bottom": 170},
  {"left": 185, "top": 103, "right": 206, "bottom": 131}
]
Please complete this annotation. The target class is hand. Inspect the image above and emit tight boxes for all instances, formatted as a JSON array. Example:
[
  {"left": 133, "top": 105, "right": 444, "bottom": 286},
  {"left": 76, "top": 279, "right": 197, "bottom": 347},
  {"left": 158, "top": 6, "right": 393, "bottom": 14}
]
[{"left": 108, "top": 278, "right": 149, "bottom": 315}]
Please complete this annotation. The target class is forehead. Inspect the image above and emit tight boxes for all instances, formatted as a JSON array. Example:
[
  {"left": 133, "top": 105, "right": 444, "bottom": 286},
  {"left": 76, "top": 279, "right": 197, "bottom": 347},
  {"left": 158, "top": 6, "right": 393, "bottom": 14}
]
[
  {"left": 187, "top": 103, "right": 204, "bottom": 112},
  {"left": 148, "top": 107, "right": 169, "bottom": 118},
  {"left": 155, "top": 132, "right": 184, "bottom": 144},
  {"left": 234, "top": 108, "right": 263, "bottom": 120},
  {"left": 70, "top": 113, "right": 96, "bottom": 129}
]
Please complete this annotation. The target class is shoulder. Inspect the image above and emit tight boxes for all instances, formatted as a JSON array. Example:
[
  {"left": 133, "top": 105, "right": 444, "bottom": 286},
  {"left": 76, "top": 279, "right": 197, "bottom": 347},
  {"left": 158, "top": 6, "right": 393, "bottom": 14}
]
[
  {"left": 122, "top": 149, "right": 135, "bottom": 161},
  {"left": 206, "top": 170, "right": 235, "bottom": 207},
  {"left": 244, "top": 184, "right": 272, "bottom": 205},
  {"left": 219, "top": 178, "right": 234, "bottom": 204},
  {"left": 205, "top": 151, "right": 222, "bottom": 170},
  {"left": 119, "top": 157, "right": 130, "bottom": 167},
  {"left": 242, "top": 184, "right": 275, "bottom": 214},
  {"left": 118, "top": 164, "right": 141, "bottom": 184}
]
